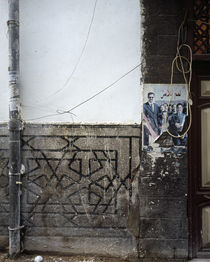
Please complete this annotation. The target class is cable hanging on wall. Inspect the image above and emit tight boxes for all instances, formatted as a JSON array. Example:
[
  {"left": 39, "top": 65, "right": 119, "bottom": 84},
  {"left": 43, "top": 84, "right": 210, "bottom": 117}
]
[
  {"left": 25, "top": 63, "right": 140, "bottom": 121},
  {"left": 165, "top": 9, "right": 193, "bottom": 139}
]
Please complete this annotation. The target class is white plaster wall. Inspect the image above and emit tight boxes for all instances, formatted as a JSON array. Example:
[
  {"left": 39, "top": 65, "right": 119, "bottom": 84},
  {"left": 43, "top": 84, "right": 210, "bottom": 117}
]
[
  {"left": 0, "top": 0, "right": 9, "bottom": 122},
  {"left": 0, "top": 0, "right": 141, "bottom": 123}
]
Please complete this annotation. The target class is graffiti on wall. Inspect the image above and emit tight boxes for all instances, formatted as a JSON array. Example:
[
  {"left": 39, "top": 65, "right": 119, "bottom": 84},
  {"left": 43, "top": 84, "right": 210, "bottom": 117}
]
[
  {"left": 143, "top": 84, "right": 188, "bottom": 152},
  {"left": 0, "top": 125, "right": 140, "bottom": 252},
  {"left": 19, "top": 127, "right": 139, "bottom": 236}
]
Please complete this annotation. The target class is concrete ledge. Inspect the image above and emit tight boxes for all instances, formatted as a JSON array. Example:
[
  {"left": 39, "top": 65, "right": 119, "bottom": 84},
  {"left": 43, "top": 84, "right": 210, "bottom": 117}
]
[
  {"left": 139, "top": 258, "right": 188, "bottom": 262},
  {"left": 22, "top": 124, "right": 140, "bottom": 137},
  {"left": 24, "top": 236, "right": 138, "bottom": 258},
  {"left": 189, "top": 260, "right": 210, "bottom": 262}
]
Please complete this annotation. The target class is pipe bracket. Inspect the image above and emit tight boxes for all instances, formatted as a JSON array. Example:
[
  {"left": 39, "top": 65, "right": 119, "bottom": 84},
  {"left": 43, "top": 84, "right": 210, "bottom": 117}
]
[
  {"left": 9, "top": 172, "right": 20, "bottom": 176},
  {"left": 8, "top": 119, "right": 21, "bottom": 131},
  {"left": 7, "top": 20, "right": 19, "bottom": 27},
  {"left": 8, "top": 225, "right": 24, "bottom": 231}
]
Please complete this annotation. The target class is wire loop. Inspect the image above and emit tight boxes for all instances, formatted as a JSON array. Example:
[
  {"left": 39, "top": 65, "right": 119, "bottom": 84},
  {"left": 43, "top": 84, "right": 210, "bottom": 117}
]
[{"left": 165, "top": 12, "right": 193, "bottom": 139}]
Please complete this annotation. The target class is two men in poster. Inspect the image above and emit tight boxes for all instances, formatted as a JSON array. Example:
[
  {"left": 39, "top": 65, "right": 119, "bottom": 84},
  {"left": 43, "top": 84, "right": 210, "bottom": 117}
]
[{"left": 143, "top": 89, "right": 187, "bottom": 148}]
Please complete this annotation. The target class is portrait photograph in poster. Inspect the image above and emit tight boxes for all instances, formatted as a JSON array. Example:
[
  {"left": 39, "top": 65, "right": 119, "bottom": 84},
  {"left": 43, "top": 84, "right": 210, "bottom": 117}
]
[{"left": 143, "top": 84, "right": 188, "bottom": 152}]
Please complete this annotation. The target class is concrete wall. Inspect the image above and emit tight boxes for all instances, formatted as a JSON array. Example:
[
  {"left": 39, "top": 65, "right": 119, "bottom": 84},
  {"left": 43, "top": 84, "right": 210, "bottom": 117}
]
[
  {"left": 0, "top": 0, "right": 141, "bottom": 124},
  {"left": 0, "top": 0, "right": 142, "bottom": 124},
  {"left": 0, "top": 0, "right": 142, "bottom": 259},
  {"left": 0, "top": 0, "right": 190, "bottom": 260},
  {"left": 19, "top": 0, "right": 141, "bottom": 123}
]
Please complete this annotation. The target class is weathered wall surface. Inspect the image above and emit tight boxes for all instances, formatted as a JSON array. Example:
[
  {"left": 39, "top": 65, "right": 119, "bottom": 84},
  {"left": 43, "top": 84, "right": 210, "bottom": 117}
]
[
  {"left": 139, "top": 152, "right": 188, "bottom": 260},
  {"left": 0, "top": 0, "right": 190, "bottom": 260},
  {"left": 140, "top": 0, "right": 188, "bottom": 260},
  {"left": 20, "top": 0, "right": 141, "bottom": 123},
  {"left": 0, "top": 0, "right": 142, "bottom": 259},
  {"left": 0, "top": 125, "right": 9, "bottom": 250},
  {"left": 0, "top": 0, "right": 141, "bottom": 123},
  {"left": 0, "top": 124, "right": 140, "bottom": 259}
]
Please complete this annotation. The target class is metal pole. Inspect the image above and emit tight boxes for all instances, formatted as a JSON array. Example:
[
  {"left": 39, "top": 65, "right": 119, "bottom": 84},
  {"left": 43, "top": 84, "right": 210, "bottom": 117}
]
[{"left": 8, "top": 0, "right": 22, "bottom": 257}]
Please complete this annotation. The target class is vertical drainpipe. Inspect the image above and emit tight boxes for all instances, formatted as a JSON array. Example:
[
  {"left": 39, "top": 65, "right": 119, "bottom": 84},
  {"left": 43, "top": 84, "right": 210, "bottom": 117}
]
[{"left": 8, "top": 0, "right": 22, "bottom": 257}]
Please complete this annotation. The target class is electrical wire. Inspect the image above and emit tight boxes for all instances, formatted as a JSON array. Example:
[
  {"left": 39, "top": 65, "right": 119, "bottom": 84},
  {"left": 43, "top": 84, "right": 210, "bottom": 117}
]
[
  {"left": 34, "top": 0, "right": 98, "bottom": 104},
  {"left": 57, "top": 64, "right": 140, "bottom": 115},
  {"left": 25, "top": 63, "right": 140, "bottom": 121},
  {"left": 56, "top": 0, "right": 98, "bottom": 96}
]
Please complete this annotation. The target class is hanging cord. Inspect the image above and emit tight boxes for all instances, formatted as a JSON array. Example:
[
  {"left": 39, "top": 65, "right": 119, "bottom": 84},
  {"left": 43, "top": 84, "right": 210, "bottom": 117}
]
[{"left": 165, "top": 11, "right": 193, "bottom": 139}]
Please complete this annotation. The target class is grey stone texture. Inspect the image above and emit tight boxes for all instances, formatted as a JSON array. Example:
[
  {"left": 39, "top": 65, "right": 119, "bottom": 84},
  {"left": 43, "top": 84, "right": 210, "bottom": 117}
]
[
  {"left": 0, "top": 124, "right": 140, "bottom": 260},
  {"left": 139, "top": 152, "right": 188, "bottom": 259},
  {"left": 140, "top": 0, "right": 188, "bottom": 260},
  {"left": 141, "top": 0, "right": 187, "bottom": 84}
]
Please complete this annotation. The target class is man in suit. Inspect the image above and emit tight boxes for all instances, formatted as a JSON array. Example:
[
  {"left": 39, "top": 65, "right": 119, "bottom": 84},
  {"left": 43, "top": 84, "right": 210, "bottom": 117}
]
[
  {"left": 168, "top": 103, "right": 187, "bottom": 146},
  {"left": 143, "top": 92, "right": 160, "bottom": 146}
]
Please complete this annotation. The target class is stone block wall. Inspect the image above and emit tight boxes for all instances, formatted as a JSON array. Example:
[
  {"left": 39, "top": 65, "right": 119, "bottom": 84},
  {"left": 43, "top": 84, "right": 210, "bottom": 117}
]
[
  {"left": 0, "top": 124, "right": 140, "bottom": 260},
  {"left": 142, "top": 0, "right": 187, "bottom": 84},
  {"left": 140, "top": 0, "right": 188, "bottom": 260}
]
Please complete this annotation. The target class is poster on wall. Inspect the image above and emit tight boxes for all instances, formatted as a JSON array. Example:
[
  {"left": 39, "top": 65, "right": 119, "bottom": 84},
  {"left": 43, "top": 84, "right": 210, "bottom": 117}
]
[{"left": 143, "top": 84, "right": 188, "bottom": 152}]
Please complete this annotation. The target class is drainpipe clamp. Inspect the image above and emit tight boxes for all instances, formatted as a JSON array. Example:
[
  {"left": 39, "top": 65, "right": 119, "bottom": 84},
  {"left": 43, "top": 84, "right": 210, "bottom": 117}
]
[
  {"left": 7, "top": 20, "right": 19, "bottom": 27},
  {"left": 9, "top": 172, "right": 20, "bottom": 176},
  {"left": 8, "top": 225, "right": 24, "bottom": 231}
]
